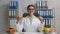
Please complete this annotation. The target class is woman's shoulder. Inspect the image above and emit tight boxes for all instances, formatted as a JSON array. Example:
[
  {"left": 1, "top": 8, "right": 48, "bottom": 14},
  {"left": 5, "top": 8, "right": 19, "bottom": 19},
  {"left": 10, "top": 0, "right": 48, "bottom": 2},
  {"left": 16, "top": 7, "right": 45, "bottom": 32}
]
[{"left": 22, "top": 16, "right": 28, "bottom": 20}]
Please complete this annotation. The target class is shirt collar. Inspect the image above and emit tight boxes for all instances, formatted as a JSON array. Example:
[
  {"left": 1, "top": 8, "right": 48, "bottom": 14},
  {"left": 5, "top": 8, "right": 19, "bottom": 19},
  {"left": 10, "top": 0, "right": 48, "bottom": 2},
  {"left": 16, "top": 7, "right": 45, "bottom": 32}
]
[{"left": 26, "top": 15, "right": 36, "bottom": 18}]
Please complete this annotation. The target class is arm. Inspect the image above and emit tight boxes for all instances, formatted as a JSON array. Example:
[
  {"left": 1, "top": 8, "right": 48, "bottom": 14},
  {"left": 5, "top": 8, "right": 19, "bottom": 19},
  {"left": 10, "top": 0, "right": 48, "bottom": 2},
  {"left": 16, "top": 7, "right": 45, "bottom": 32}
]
[
  {"left": 38, "top": 16, "right": 43, "bottom": 23},
  {"left": 34, "top": 13, "right": 43, "bottom": 23},
  {"left": 16, "top": 16, "right": 23, "bottom": 23},
  {"left": 16, "top": 18, "right": 24, "bottom": 32},
  {"left": 38, "top": 23, "right": 43, "bottom": 32},
  {"left": 37, "top": 19, "right": 43, "bottom": 32}
]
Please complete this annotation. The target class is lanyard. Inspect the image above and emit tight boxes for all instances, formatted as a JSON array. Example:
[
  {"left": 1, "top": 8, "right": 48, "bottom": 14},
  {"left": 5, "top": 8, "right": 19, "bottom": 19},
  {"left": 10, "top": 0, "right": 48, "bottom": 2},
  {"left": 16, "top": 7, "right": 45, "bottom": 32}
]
[{"left": 29, "top": 18, "right": 33, "bottom": 25}]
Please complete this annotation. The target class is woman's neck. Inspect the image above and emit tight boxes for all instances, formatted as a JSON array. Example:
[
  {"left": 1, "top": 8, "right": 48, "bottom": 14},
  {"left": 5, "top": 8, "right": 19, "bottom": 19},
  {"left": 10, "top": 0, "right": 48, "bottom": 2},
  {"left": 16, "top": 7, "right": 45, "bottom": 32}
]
[{"left": 28, "top": 14, "right": 34, "bottom": 17}]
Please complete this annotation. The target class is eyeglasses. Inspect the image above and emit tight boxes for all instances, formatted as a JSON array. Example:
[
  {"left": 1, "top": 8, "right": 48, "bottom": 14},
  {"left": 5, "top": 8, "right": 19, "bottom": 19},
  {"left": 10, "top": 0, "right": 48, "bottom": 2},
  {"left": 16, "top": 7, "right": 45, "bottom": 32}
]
[{"left": 28, "top": 9, "right": 35, "bottom": 10}]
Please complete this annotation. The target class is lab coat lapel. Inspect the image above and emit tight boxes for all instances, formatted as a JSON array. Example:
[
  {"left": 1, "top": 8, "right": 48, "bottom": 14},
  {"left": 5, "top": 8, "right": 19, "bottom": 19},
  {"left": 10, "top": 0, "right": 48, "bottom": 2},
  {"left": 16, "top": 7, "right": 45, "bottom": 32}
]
[{"left": 26, "top": 15, "right": 36, "bottom": 26}]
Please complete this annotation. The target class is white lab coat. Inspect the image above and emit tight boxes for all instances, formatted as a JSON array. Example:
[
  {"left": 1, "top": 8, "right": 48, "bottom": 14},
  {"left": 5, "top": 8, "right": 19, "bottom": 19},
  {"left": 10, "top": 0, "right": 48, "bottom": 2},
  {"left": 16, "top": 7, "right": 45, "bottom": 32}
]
[{"left": 16, "top": 16, "right": 42, "bottom": 32}]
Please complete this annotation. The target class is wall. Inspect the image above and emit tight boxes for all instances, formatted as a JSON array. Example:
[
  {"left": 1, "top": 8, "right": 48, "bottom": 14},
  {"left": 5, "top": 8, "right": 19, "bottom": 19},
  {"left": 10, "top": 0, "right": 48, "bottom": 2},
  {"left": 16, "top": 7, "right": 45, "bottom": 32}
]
[
  {"left": 55, "top": 0, "right": 60, "bottom": 33},
  {"left": 0, "top": 0, "right": 60, "bottom": 34},
  {"left": 0, "top": 0, "right": 9, "bottom": 34}
]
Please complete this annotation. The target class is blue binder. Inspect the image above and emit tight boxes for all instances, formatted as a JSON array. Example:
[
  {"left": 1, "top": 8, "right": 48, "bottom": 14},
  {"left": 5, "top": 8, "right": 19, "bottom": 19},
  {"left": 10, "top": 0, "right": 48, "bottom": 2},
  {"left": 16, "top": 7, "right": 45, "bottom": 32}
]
[{"left": 9, "top": 1, "right": 18, "bottom": 9}]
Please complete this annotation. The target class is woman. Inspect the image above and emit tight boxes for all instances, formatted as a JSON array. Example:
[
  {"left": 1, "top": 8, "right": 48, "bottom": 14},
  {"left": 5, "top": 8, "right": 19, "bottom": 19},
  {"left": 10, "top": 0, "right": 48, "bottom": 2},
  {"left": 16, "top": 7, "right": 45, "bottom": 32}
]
[{"left": 16, "top": 5, "right": 43, "bottom": 32}]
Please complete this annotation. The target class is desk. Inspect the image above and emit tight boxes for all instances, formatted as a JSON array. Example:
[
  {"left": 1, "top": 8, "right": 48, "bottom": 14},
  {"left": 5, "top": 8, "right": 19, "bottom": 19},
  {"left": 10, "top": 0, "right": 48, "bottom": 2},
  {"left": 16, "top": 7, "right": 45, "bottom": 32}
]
[
  {"left": 14, "top": 32, "right": 56, "bottom": 34},
  {"left": 15, "top": 32, "right": 43, "bottom": 34}
]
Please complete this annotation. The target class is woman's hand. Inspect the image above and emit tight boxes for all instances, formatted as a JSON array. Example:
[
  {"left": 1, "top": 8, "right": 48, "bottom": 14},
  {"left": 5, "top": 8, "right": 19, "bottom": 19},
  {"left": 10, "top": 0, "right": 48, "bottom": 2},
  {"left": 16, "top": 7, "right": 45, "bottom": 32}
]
[
  {"left": 38, "top": 16, "right": 43, "bottom": 23},
  {"left": 16, "top": 16, "right": 23, "bottom": 24}
]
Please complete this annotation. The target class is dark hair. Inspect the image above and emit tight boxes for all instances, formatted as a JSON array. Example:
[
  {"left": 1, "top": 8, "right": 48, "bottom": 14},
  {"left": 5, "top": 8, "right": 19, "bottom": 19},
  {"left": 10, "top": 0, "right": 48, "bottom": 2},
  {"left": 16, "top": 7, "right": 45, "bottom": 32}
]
[{"left": 27, "top": 5, "right": 36, "bottom": 10}]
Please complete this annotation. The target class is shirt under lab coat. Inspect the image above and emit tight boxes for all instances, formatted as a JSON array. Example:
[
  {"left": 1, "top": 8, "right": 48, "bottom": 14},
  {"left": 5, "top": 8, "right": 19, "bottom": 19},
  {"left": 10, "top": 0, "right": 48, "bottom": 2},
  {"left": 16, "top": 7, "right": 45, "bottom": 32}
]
[{"left": 16, "top": 15, "right": 42, "bottom": 32}]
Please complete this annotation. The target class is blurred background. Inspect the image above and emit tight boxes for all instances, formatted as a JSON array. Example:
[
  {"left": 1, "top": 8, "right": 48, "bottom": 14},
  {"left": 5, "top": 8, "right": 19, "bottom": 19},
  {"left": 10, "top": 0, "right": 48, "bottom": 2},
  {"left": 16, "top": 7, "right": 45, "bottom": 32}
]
[{"left": 0, "top": 0, "right": 60, "bottom": 34}]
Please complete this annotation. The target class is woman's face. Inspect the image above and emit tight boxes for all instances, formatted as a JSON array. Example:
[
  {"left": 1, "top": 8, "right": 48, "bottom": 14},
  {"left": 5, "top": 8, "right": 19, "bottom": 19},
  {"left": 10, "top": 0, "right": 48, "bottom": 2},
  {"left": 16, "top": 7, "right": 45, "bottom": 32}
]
[{"left": 27, "top": 6, "right": 35, "bottom": 15}]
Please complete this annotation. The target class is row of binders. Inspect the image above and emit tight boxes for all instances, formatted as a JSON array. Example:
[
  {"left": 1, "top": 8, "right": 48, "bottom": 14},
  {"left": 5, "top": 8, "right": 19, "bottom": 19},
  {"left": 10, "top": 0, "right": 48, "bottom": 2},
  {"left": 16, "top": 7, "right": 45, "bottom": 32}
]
[
  {"left": 9, "top": 10, "right": 17, "bottom": 18},
  {"left": 10, "top": 19, "right": 17, "bottom": 28},
  {"left": 36, "top": 1, "right": 48, "bottom": 9},
  {"left": 38, "top": 9, "right": 53, "bottom": 16},
  {"left": 44, "top": 19, "right": 51, "bottom": 28},
  {"left": 9, "top": 1, "right": 18, "bottom": 9}
]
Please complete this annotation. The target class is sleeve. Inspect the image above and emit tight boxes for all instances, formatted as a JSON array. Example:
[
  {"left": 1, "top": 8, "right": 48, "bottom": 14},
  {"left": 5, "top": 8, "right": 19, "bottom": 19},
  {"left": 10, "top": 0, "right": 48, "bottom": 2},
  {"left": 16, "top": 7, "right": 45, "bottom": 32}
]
[
  {"left": 16, "top": 18, "right": 25, "bottom": 32},
  {"left": 38, "top": 20, "right": 43, "bottom": 32}
]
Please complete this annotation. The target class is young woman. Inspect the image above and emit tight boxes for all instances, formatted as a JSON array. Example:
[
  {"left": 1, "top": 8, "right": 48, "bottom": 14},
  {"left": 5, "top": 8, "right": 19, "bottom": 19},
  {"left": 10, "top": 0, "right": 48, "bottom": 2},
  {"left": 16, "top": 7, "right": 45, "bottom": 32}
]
[{"left": 16, "top": 5, "right": 43, "bottom": 32}]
